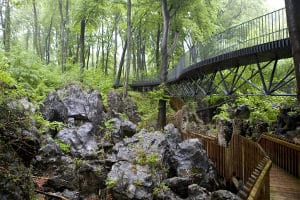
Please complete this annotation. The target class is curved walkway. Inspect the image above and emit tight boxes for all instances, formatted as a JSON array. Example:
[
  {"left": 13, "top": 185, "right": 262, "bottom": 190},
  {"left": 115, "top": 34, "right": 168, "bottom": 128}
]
[{"left": 270, "top": 164, "right": 300, "bottom": 200}]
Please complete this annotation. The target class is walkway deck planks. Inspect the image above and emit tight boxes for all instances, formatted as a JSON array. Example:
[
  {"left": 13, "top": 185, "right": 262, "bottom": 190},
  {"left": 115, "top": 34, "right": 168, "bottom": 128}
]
[{"left": 270, "top": 164, "right": 300, "bottom": 200}]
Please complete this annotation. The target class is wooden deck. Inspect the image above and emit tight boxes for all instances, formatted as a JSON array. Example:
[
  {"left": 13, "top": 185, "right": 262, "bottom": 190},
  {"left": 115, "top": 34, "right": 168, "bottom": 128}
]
[{"left": 270, "top": 164, "right": 300, "bottom": 200}]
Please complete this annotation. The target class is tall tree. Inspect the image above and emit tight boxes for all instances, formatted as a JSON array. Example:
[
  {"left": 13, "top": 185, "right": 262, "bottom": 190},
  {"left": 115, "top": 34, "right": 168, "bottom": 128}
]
[
  {"left": 285, "top": 0, "right": 300, "bottom": 101},
  {"left": 3, "top": 0, "right": 10, "bottom": 52},
  {"left": 79, "top": 17, "right": 86, "bottom": 78},
  {"left": 58, "top": 0, "right": 66, "bottom": 72},
  {"left": 123, "top": 0, "right": 131, "bottom": 98},
  {"left": 32, "top": 0, "right": 41, "bottom": 58},
  {"left": 157, "top": 0, "right": 169, "bottom": 129}
]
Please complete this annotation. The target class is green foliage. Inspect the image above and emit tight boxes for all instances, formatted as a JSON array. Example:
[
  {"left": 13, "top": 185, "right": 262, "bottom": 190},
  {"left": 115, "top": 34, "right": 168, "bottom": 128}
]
[
  {"left": 153, "top": 182, "right": 170, "bottom": 196},
  {"left": 212, "top": 95, "right": 296, "bottom": 124},
  {"left": 105, "top": 177, "right": 117, "bottom": 189},
  {"left": 33, "top": 113, "right": 63, "bottom": 134},
  {"left": 55, "top": 139, "right": 71, "bottom": 154},
  {"left": 213, "top": 104, "right": 231, "bottom": 121}
]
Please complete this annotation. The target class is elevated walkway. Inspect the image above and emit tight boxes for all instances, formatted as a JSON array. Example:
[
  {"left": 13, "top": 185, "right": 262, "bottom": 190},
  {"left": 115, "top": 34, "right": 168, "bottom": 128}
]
[{"left": 270, "top": 164, "right": 300, "bottom": 200}]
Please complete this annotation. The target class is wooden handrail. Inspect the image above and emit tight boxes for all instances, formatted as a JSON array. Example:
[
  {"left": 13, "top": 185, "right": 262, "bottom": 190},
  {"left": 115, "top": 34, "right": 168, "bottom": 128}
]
[
  {"left": 182, "top": 132, "right": 271, "bottom": 200},
  {"left": 258, "top": 134, "right": 300, "bottom": 151},
  {"left": 247, "top": 159, "right": 272, "bottom": 200},
  {"left": 258, "top": 133, "right": 300, "bottom": 178}
]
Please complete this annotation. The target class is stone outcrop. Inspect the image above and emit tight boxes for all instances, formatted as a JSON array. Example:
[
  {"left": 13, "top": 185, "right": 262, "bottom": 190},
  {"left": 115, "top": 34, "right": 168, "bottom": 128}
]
[
  {"left": 107, "top": 91, "right": 141, "bottom": 123},
  {"left": 107, "top": 124, "right": 219, "bottom": 200}
]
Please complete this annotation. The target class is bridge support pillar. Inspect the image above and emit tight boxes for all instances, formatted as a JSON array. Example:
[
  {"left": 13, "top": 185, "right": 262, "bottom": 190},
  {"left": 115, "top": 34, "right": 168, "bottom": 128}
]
[{"left": 285, "top": 0, "right": 300, "bottom": 101}]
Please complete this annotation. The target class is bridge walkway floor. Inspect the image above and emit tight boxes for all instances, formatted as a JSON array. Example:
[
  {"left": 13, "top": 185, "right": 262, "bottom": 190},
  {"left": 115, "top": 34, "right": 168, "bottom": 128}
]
[{"left": 270, "top": 164, "right": 300, "bottom": 200}]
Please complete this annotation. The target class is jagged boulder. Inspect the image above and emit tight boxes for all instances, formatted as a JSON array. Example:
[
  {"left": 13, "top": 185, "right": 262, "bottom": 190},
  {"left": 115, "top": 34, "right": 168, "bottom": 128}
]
[
  {"left": 107, "top": 125, "right": 219, "bottom": 199},
  {"left": 210, "top": 190, "right": 241, "bottom": 200},
  {"left": 107, "top": 91, "right": 141, "bottom": 123},
  {"left": 167, "top": 138, "right": 218, "bottom": 191},
  {"left": 41, "top": 84, "right": 105, "bottom": 126},
  {"left": 187, "top": 184, "right": 210, "bottom": 200},
  {"left": 108, "top": 117, "right": 137, "bottom": 144},
  {"left": 56, "top": 122, "right": 99, "bottom": 158}
]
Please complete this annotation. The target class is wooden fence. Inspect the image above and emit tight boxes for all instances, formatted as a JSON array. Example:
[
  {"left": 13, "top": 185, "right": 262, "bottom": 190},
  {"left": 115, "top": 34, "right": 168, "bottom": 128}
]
[
  {"left": 182, "top": 132, "right": 271, "bottom": 200},
  {"left": 258, "top": 134, "right": 300, "bottom": 178}
]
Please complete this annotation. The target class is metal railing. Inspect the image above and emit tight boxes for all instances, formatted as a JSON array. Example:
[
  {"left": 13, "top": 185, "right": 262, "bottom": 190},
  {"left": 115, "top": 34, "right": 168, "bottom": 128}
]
[{"left": 132, "top": 8, "right": 288, "bottom": 85}]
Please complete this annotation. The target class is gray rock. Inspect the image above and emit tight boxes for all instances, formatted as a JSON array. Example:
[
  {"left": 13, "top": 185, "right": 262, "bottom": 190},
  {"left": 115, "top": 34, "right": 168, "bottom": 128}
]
[
  {"left": 108, "top": 127, "right": 219, "bottom": 199},
  {"left": 42, "top": 84, "right": 104, "bottom": 126},
  {"left": 210, "top": 190, "right": 241, "bottom": 200},
  {"left": 77, "top": 161, "right": 108, "bottom": 195},
  {"left": 169, "top": 138, "right": 218, "bottom": 191},
  {"left": 41, "top": 91, "right": 68, "bottom": 123},
  {"left": 164, "top": 177, "right": 192, "bottom": 198},
  {"left": 164, "top": 123, "right": 182, "bottom": 143},
  {"left": 108, "top": 161, "right": 153, "bottom": 200},
  {"left": 56, "top": 122, "right": 98, "bottom": 158},
  {"left": 108, "top": 118, "right": 137, "bottom": 143},
  {"left": 187, "top": 184, "right": 210, "bottom": 199},
  {"left": 107, "top": 91, "right": 141, "bottom": 123}
]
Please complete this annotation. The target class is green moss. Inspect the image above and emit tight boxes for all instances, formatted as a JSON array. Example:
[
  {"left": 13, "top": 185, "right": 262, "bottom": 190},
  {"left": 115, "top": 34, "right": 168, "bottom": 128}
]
[
  {"left": 105, "top": 177, "right": 117, "bottom": 189},
  {"left": 55, "top": 139, "right": 71, "bottom": 154}
]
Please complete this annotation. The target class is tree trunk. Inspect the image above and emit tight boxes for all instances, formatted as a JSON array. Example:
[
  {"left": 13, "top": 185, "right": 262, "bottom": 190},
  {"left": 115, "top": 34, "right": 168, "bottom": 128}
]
[
  {"left": 80, "top": 17, "right": 86, "bottom": 79},
  {"left": 123, "top": 0, "right": 131, "bottom": 98},
  {"left": 115, "top": 39, "right": 127, "bottom": 87},
  {"left": 285, "top": 0, "right": 300, "bottom": 101},
  {"left": 32, "top": 0, "right": 40, "bottom": 58},
  {"left": 113, "top": 13, "right": 120, "bottom": 76},
  {"left": 96, "top": 35, "right": 100, "bottom": 68},
  {"left": 45, "top": 16, "right": 53, "bottom": 64},
  {"left": 156, "top": 23, "right": 161, "bottom": 73},
  {"left": 4, "top": 0, "right": 10, "bottom": 52},
  {"left": 157, "top": 0, "right": 170, "bottom": 129},
  {"left": 105, "top": 28, "right": 113, "bottom": 75},
  {"left": 86, "top": 44, "right": 90, "bottom": 70},
  {"left": 25, "top": 29, "right": 30, "bottom": 51},
  {"left": 101, "top": 19, "right": 105, "bottom": 70},
  {"left": 157, "top": 99, "right": 167, "bottom": 130},
  {"left": 160, "top": 0, "right": 170, "bottom": 83},
  {"left": 65, "top": 0, "right": 69, "bottom": 57},
  {"left": 58, "top": 0, "right": 65, "bottom": 72}
]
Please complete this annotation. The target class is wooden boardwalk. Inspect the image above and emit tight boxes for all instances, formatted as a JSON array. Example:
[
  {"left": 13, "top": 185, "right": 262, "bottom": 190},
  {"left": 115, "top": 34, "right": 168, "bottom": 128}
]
[{"left": 270, "top": 164, "right": 300, "bottom": 200}]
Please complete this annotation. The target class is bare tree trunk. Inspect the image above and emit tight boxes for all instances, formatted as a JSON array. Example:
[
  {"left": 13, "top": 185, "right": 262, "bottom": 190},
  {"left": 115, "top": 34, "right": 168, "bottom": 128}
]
[
  {"left": 115, "top": 39, "right": 127, "bottom": 87},
  {"left": 65, "top": 0, "right": 69, "bottom": 57},
  {"left": 45, "top": 16, "right": 53, "bottom": 64},
  {"left": 101, "top": 19, "right": 105, "bottom": 70},
  {"left": 58, "top": 0, "right": 65, "bottom": 72},
  {"left": 32, "top": 0, "right": 40, "bottom": 58},
  {"left": 4, "top": 0, "right": 10, "bottom": 52},
  {"left": 80, "top": 17, "right": 86, "bottom": 79},
  {"left": 75, "top": 34, "right": 79, "bottom": 64},
  {"left": 0, "top": 0, "right": 5, "bottom": 47},
  {"left": 25, "top": 29, "right": 30, "bottom": 51},
  {"left": 157, "top": 0, "right": 170, "bottom": 129},
  {"left": 91, "top": 44, "right": 94, "bottom": 67},
  {"left": 132, "top": 41, "right": 137, "bottom": 78},
  {"left": 86, "top": 44, "right": 90, "bottom": 70},
  {"left": 96, "top": 36, "right": 100, "bottom": 68},
  {"left": 123, "top": 0, "right": 131, "bottom": 98},
  {"left": 105, "top": 28, "right": 113, "bottom": 75},
  {"left": 285, "top": 0, "right": 300, "bottom": 101},
  {"left": 113, "top": 13, "right": 120, "bottom": 76},
  {"left": 137, "top": 26, "right": 142, "bottom": 76},
  {"left": 156, "top": 23, "right": 161, "bottom": 73}
]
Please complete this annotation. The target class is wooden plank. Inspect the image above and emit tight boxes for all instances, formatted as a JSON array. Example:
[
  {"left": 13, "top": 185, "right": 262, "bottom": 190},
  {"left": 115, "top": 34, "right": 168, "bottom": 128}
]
[{"left": 270, "top": 164, "right": 300, "bottom": 200}]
